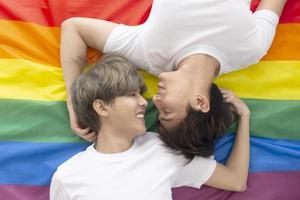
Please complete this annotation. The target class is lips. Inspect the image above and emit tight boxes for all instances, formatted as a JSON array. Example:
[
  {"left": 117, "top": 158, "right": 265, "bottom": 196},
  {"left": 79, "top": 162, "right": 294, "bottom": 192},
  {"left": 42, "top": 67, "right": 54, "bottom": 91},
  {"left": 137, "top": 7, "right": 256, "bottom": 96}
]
[
  {"left": 136, "top": 110, "right": 145, "bottom": 119},
  {"left": 158, "top": 82, "right": 165, "bottom": 89}
]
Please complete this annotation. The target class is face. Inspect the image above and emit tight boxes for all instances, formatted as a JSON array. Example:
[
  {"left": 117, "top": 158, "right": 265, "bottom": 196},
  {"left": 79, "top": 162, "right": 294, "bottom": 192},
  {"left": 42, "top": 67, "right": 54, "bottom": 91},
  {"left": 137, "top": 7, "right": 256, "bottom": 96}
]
[
  {"left": 152, "top": 71, "right": 195, "bottom": 130},
  {"left": 108, "top": 91, "right": 148, "bottom": 137}
]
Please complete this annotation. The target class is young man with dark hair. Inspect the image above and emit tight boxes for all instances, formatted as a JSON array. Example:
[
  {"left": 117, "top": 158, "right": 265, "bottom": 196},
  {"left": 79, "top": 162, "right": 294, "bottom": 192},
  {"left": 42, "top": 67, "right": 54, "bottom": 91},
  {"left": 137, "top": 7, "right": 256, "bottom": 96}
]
[
  {"left": 60, "top": 0, "right": 287, "bottom": 163},
  {"left": 50, "top": 55, "right": 250, "bottom": 199},
  {"left": 158, "top": 84, "right": 234, "bottom": 160}
]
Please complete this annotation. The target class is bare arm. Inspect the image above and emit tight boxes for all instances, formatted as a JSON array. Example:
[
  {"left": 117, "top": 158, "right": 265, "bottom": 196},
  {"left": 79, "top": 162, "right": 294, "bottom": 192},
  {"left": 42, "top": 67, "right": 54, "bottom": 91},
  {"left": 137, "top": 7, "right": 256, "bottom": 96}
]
[
  {"left": 60, "top": 17, "right": 117, "bottom": 140},
  {"left": 205, "top": 90, "right": 250, "bottom": 192},
  {"left": 256, "top": 0, "right": 288, "bottom": 17}
]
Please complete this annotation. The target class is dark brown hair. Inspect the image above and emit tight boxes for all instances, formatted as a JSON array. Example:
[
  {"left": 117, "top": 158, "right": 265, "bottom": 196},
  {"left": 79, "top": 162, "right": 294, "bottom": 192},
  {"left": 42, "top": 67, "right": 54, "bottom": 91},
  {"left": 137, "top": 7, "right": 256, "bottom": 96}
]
[
  {"left": 71, "top": 54, "right": 146, "bottom": 133},
  {"left": 158, "top": 83, "right": 233, "bottom": 161}
]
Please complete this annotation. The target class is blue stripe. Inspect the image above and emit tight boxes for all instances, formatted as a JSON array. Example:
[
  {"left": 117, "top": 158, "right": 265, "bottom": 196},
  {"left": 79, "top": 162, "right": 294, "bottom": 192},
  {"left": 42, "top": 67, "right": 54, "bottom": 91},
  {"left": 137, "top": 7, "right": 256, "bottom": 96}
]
[
  {"left": 215, "top": 133, "right": 300, "bottom": 172},
  {"left": 1, "top": 134, "right": 300, "bottom": 186},
  {"left": 0, "top": 141, "right": 89, "bottom": 186}
]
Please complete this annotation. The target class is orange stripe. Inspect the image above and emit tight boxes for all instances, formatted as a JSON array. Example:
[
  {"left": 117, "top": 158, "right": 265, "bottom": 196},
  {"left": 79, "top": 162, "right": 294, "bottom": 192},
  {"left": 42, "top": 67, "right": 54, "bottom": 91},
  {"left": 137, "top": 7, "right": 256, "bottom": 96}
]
[
  {"left": 0, "top": 20, "right": 299, "bottom": 67},
  {"left": 0, "top": 19, "right": 60, "bottom": 66},
  {"left": 262, "top": 24, "right": 300, "bottom": 60},
  {"left": 0, "top": 19, "right": 100, "bottom": 67}
]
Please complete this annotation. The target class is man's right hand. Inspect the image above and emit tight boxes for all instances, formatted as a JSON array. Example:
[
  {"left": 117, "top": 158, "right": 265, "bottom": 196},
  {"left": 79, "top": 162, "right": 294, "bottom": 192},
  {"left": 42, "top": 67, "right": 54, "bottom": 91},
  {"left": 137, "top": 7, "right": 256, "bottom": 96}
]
[
  {"left": 68, "top": 104, "right": 97, "bottom": 142},
  {"left": 221, "top": 89, "right": 250, "bottom": 118}
]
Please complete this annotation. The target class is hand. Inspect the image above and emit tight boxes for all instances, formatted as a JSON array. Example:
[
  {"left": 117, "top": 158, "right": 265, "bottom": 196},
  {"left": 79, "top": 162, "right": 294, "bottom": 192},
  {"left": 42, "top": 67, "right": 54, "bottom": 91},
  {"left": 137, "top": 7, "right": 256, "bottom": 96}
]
[
  {"left": 67, "top": 103, "right": 97, "bottom": 142},
  {"left": 221, "top": 89, "right": 250, "bottom": 117}
]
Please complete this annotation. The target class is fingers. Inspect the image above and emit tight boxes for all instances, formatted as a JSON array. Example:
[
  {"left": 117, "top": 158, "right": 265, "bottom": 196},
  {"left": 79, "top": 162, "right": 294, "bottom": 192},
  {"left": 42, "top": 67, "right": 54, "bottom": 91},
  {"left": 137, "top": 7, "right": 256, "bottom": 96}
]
[
  {"left": 221, "top": 88, "right": 235, "bottom": 103},
  {"left": 68, "top": 105, "right": 97, "bottom": 142},
  {"left": 220, "top": 88, "right": 250, "bottom": 117},
  {"left": 72, "top": 126, "right": 97, "bottom": 142},
  {"left": 78, "top": 127, "right": 91, "bottom": 135},
  {"left": 81, "top": 132, "right": 97, "bottom": 142},
  {"left": 220, "top": 88, "right": 231, "bottom": 94}
]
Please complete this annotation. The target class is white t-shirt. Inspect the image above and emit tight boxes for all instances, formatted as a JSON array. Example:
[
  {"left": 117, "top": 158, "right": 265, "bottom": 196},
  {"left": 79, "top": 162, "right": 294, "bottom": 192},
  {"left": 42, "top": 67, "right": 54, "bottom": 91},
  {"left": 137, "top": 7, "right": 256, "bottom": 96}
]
[
  {"left": 103, "top": 0, "right": 279, "bottom": 75},
  {"left": 50, "top": 132, "right": 216, "bottom": 200}
]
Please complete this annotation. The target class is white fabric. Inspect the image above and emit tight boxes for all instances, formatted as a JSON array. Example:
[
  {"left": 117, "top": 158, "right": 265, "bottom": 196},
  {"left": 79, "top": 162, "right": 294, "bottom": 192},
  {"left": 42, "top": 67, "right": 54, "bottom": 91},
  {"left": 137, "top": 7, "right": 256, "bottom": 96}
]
[
  {"left": 50, "top": 132, "right": 216, "bottom": 200},
  {"left": 103, "top": 0, "right": 279, "bottom": 75}
]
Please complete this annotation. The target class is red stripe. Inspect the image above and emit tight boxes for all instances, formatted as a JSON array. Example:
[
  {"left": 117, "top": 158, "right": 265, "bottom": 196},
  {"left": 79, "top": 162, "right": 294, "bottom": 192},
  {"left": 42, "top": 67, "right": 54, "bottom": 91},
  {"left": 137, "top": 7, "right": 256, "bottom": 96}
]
[
  {"left": 1, "top": 0, "right": 299, "bottom": 27},
  {"left": 0, "top": 0, "right": 152, "bottom": 27},
  {"left": 251, "top": 0, "right": 300, "bottom": 23},
  {"left": 173, "top": 171, "right": 300, "bottom": 200}
]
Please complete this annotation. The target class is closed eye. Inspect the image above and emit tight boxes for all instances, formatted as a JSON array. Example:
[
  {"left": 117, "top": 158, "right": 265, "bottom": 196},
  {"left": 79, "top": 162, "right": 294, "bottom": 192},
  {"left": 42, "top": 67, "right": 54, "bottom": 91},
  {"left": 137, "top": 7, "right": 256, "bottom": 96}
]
[
  {"left": 127, "top": 90, "right": 139, "bottom": 97},
  {"left": 128, "top": 93, "right": 137, "bottom": 97}
]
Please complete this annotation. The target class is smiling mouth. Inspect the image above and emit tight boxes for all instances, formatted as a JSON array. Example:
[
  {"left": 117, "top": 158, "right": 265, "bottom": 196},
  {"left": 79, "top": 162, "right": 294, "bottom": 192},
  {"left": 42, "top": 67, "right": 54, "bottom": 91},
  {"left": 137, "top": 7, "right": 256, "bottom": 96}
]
[
  {"left": 136, "top": 113, "right": 144, "bottom": 119},
  {"left": 136, "top": 110, "right": 145, "bottom": 119}
]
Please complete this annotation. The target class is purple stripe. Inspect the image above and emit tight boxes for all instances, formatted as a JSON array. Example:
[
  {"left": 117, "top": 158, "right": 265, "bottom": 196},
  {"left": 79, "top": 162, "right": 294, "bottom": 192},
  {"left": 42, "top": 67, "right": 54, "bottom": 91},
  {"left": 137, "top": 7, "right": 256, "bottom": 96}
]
[
  {"left": 1, "top": 172, "right": 299, "bottom": 200},
  {"left": 0, "top": 185, "right": 49, "bottom": 200},
  {"left": 173, "top": 171, "right": 300, "bottom": 200}
]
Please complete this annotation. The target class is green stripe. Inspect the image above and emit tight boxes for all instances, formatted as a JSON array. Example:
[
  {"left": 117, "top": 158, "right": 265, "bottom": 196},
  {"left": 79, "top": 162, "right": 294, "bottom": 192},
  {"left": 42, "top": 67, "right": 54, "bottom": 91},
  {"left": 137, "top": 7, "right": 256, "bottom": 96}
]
[
  {"left": 145, "top": 100, "right": 159, "bottom": 132},
  {"left": 0, "top": 98, "right": 299, "bottom": 142},
  {"left": 0, "top": 99, "right": 157, "bottom": 142},
  {"left": 0, "top": 99, "right": 81, "bottom": 142},
  {"left": 237, "top": 98, "right": 300, "bottom": 140}
]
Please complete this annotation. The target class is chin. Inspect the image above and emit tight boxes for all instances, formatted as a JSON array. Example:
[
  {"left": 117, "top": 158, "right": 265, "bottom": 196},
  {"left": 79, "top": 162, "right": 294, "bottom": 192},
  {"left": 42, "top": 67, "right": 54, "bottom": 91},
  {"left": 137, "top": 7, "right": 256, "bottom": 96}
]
[{"left": 134, "top": 127, "right": 147, "bottom": 136}]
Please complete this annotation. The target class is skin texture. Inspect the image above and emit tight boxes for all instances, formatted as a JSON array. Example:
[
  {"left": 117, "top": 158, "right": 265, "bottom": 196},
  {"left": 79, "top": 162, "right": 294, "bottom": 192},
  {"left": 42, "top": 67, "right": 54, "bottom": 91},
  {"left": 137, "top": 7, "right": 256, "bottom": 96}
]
[{"left": 93, "top": 91, "right": 148, "bottom": 154}]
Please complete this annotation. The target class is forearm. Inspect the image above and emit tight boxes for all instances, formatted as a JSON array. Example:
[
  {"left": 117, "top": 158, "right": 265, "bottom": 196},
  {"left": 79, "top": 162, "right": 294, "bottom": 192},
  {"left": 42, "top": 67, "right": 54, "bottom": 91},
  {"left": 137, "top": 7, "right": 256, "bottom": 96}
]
[
  {"left": 256, "top": 0, "right": 288, "bottom": 17},
  {"left": 60, "top": 20, "right": 87, "bottom": 104},
  {"left": 225, "top": 114, "right": 250, "bottom": 187}
]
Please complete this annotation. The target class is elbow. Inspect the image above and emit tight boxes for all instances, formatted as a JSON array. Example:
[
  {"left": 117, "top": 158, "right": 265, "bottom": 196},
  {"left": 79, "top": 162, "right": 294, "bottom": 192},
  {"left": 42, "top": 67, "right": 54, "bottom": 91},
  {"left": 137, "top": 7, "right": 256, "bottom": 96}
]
[
  {"left": 61, "top": 17, "right": 81, "bottom": 31},
  {"left": 233, "top": 183, "right": 247, "bottom": 192},
  {"left": 231, "top": 172, "right": 248, "bottom": 192},
  {"left": 232, "top": 179, "right": 247, "bottom": 192}
]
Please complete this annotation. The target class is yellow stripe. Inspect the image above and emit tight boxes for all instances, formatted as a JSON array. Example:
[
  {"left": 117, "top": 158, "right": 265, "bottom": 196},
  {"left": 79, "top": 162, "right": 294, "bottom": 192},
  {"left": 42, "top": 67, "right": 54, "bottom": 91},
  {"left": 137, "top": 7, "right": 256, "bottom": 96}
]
[
  {"left": 1, "top": 59, "right": 299, "bottom": 101},
  {"left": 139, "top": 71, "right": 158, "bottom": 99},
  {"left": 0, "top": 58, "right": 158, "bottom": 101},
  {"left": 215, "top": 61, "right": 300, "bottom": 100},
  {"left": 0, "top": 59, "right": 66, "bottom": 101}
]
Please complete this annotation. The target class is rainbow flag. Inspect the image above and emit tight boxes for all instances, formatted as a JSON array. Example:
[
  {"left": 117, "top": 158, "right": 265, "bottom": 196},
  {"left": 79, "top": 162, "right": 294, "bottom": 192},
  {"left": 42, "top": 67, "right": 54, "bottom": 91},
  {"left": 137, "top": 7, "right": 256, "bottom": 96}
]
[{"left": 0, "top": 0, "right": 299, "bottom": 199}]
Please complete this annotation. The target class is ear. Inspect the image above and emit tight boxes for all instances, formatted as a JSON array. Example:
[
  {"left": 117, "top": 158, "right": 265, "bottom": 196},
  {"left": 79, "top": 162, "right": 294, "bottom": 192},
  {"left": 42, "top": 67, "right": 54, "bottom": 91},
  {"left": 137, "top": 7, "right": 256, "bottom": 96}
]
[
  {"left": 93, "top": 99, "right": 109, "bottom": 117},
  {"left": 194, "top": 94, "right": 210, "bottom": 113}
]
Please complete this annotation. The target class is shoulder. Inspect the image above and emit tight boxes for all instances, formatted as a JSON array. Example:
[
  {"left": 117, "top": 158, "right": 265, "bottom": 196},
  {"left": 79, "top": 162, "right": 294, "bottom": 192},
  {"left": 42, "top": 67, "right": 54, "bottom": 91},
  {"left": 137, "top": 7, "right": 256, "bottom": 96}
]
[
  {"left": 135, "top": 132, "right": 162, "bottom": 145},
  {"left": 55, "top": 145, "right": 91, "bottom": 177},
  {"left": 135, "top": 132, "right": 178, "bottom": 157}
]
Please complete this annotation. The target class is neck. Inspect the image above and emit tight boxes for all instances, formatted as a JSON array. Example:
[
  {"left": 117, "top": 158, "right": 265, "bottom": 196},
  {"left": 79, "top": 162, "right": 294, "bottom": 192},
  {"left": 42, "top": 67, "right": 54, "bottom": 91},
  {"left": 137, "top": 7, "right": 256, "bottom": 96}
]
[
  {"left": 95, "top": 125, "right": 134, "bottom": 154},
  {"left": 177, "top": 54, "right": 219, "bottom": 92}
]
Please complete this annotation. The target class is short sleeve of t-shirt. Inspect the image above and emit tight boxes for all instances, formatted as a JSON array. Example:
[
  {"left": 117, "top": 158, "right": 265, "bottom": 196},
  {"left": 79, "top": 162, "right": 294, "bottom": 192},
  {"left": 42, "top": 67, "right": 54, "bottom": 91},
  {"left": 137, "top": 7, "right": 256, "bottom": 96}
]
[
  {"left": 50, "top": 172, "right": 70, "bottom": 200},
  {"left": 172, "top": 156, "right": 216, "bottom": 189}
]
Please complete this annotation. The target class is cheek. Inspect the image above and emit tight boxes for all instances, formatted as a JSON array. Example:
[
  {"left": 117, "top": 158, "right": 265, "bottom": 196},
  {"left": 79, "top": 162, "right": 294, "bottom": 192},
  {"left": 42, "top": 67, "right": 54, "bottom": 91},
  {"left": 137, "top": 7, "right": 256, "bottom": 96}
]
[
  {"left": 164, "top": 94, "right": 189, "bottom": 112},
  {"left": 161, "top": 95, "right": 177, "bottom": 110}
]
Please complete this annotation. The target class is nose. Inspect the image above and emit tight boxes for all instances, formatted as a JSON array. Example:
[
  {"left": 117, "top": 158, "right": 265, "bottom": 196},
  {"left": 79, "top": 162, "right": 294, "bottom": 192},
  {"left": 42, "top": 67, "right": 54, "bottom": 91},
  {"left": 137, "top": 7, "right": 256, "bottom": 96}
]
[
  {"left": 152, "top": 95, "right": 162, "bottom": 111},
  {"left": 138, "top": 94, "right": 148, "bottom": 108},
  {"left": 158, "top": 72, "right": 167, "bottom": 81}
]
